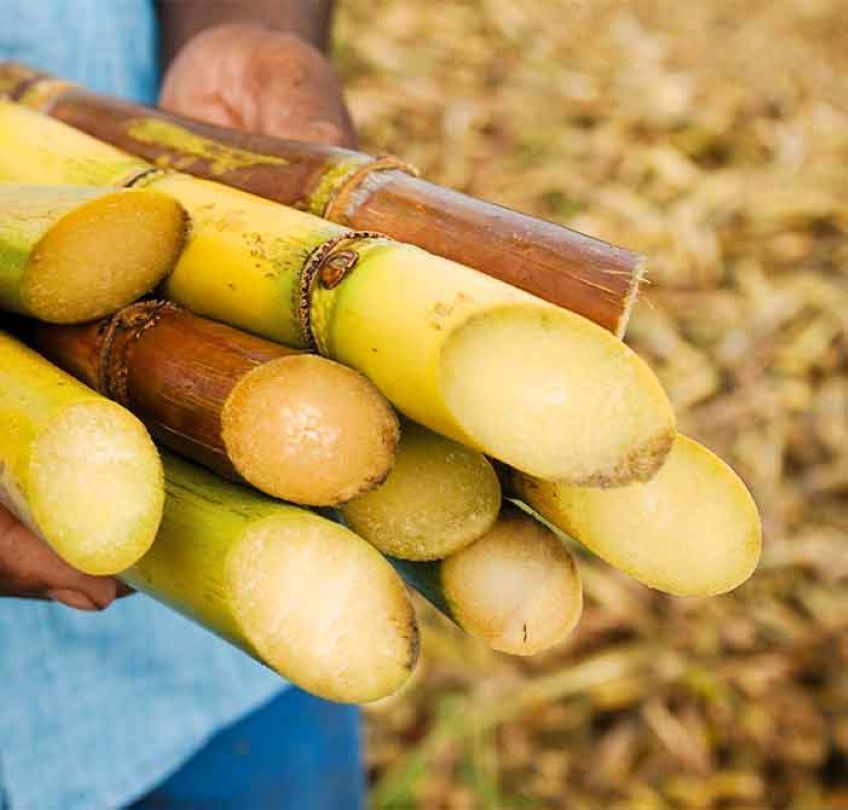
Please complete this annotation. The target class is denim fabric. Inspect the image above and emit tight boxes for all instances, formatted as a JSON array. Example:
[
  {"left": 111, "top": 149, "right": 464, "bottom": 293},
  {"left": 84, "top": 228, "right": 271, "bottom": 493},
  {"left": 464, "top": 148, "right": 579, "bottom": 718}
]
[
  {"left": 0, "top": 600, "right": 283, "bottom": 810},
  {"left": 0, "top": 3, "right": 292, "bottom": 808},
  {"left": 131, "top": 688, "right": 365, "bottom": 810},
  {"left": 0, "top": 0, "right": 160, "bottom": 103}
]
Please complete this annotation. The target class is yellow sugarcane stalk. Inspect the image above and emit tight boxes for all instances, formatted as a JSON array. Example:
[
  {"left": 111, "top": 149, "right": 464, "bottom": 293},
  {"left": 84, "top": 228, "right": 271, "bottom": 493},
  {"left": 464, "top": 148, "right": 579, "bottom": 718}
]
[
  {"left": 0, "top": 102, "right": 675, "bottom": 484},
  {"left": 0, "top": 184, "right": 186, "bottom": 323},
  {"left": 0, "top": 331, "right": 163, "bottom": 574},
  {"left": 391, "top": 507, "right": 583, "bottom": 655},
  {"left": 510, "top": 435, "right": 762, "bottom": 596},
  {"left": 341, "top": 421, "right": 501, "bottom": 560},
  {"left": 126, "top": 452, "right": 419, "bottom": 703}
]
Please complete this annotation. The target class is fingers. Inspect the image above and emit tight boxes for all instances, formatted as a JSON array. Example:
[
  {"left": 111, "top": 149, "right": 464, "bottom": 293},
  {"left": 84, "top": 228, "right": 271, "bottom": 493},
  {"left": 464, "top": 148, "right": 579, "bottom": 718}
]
[
  {"left": 239, "top": 27, "right": 357, "bottom": 146},
  {"left": 160, "top": 23, "right": 357, "bottom": 148},
  {"left": 0, "top": 503, "right": 126, "bottom": 610},
  {"left": 159, "top": 26, "right": 236, "bottom": 130},
  {"left": 116, "top": 580, "right": 136, "bottom": 598}
]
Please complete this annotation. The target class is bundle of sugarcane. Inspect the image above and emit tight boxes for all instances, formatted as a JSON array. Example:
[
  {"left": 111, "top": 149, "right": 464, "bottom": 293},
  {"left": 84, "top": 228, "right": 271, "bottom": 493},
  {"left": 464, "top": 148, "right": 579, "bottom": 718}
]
[
  {"left": 21, "top": 304, "right": 582, "bottom": 659},
  {"left": 0, "top": 326, "right": 421, "bottom": 702},
  {"left": 21, "top": 303, "right": 505, "bottom": 558},
  {"left": 0, "top": 100, "right": 675, "bottom": 489},
  {"left": 25, "top": 293, "right": 757, "bottom": 626},
  {"left": 20, "top": 299, "right": 584, "bottom": 656},
  {"left": 0, "top": 61, "right": 642, "bottom": 337},
  {"left": 0, "top": 80, "right": 764, "bottom": 689}
]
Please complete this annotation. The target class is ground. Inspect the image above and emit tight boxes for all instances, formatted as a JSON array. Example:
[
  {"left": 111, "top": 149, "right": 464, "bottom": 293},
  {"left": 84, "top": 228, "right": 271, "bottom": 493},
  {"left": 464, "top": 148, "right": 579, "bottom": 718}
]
[{"left": 335, "top": 1, "right": 847, "bottom": 806}]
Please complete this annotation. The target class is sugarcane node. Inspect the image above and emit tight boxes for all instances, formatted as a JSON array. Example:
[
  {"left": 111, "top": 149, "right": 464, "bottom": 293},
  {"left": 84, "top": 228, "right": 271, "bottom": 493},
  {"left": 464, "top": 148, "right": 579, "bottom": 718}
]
[
  {"left": 0, "top": 63, "right": 44, "bottom": 102},
  {"left": 322, "top": 154, "right": 420, "bottom": 224},
  {"left": 4, "top": 71, "right": 42, "bottom": 102},
  {"left": 0, "top": 64, "right": 73, "bottom": 115},
  {"left": 22, "top": 79, "right": 73, "bottom": 112},
  {"left": 296, "top": 230, "right": 388, "bottom": 352},
  {"left": 98, "top": 300, "right": 177, "bottom": 404}
]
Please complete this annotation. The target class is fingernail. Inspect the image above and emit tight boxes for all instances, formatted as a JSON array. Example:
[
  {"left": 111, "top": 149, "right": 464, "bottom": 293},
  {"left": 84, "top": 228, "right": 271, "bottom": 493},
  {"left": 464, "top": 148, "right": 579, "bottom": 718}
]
[{"left": 46, "top": 589, "right": 104, "bottom": 611}]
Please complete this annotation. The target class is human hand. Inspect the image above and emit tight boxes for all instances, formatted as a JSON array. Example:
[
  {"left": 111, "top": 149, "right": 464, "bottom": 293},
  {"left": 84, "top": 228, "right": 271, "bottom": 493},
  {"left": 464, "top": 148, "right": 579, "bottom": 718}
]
[
  {"left": 0, "top": 503, "right": 129, "bottom": 610},
  {"left": 160, "top": 23, "right": 356, "bottom": 147}
]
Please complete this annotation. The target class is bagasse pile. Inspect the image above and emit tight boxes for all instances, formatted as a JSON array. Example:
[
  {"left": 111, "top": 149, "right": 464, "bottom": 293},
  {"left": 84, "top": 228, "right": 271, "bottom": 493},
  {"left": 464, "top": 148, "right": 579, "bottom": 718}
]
[{"left": 332, "top": 0, "right": 847, "bottom": 805}]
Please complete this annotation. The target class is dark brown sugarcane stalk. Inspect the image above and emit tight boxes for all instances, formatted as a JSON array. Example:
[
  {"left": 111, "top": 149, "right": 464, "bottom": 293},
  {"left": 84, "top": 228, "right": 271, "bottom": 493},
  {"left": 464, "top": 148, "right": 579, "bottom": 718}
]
[
  {"left": 26, "top": 301, "right": 399, "bottom": 506},
  {"left": 0, "top": 62, "right": 643, "bottom": 337}
]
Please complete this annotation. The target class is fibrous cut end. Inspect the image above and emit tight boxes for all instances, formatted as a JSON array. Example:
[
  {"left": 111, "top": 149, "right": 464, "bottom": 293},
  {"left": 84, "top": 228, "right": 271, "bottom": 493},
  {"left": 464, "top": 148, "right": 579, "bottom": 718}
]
[
  {"left": 341, "top": 422, "right": 501, "bottom": 560},
  {"left": 23, "top": 189, "right": 186, "bottom": 323},
  {"left": 222, "top": 355, "right": 399, "bottom": 506},
  {"left": 29, "top": 400, "right": 163, "bottom": 575},
  {"left": 440, "top": 303, "right": 675, "bottom": 484},
  {"left": 227, "top": 511, "right": 419, "bottom": 703},
  {"left": 519, "top": 435, "right": 762, "bottom": 596},
  {"left": 442, "top": 510, "right": 583, "bottom": 655}
]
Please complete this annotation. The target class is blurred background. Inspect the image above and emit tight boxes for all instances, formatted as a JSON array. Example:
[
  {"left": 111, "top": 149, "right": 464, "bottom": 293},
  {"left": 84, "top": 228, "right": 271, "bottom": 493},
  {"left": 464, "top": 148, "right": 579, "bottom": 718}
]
[{"left": 333, "top": 1, "right": 847, "bottom": 806}]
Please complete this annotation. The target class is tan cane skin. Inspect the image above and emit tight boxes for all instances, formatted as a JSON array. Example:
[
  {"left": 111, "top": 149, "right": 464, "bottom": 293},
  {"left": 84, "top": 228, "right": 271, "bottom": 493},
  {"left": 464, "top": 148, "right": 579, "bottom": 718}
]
[
  {"left": 0, "top": 63, "right": 643, "bottom": 336},
  {"left": 29, "top": 302, "right": 298, "bottom": 481}
]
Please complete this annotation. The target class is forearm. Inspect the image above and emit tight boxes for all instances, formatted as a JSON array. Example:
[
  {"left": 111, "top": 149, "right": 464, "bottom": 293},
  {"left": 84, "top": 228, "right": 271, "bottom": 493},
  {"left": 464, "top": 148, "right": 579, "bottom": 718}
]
[{"left": 156, "top": 0, "right": 336, "bottom": 65}]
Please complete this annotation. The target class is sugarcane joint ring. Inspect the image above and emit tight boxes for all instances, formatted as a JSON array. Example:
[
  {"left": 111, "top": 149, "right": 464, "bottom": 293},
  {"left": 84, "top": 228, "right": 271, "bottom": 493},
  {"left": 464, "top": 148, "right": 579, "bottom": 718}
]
[
  {"left": 7, "top": 73, "right": 75, "bottom": 111},
  {"left": 99, "top": 300, "right": 177, "bottom": 404},
  {"left": 322, "top": 155, "right": 420, "bottom": 224},
  {"left": 2, "top": 67, "right": 49, "bottom": 102},
  {"left": 297, "top": 230, "right": 388, "bottom": 353}
]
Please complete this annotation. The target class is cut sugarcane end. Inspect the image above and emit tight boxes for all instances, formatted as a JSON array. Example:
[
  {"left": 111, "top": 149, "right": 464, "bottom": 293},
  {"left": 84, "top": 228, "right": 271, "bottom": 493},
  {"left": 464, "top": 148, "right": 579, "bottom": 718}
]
[
  {"left": 227, "top": 512, "right": 419, "bottom": 703},
  {"left": 340, "top": 422, "right": 501, "bottom": 560},
  {"left": 519, "top": 435, "right": 762, "bottom": 596},
  {"left": 222, "top": 355, "right": 399, "bottom": 506},
  {"left": 440, "top": 303, "right": 675, "bottom": 483},
  {"left": 615, "top": 253, "right": 648, "bottom": 339},
  {"left": 28, "top": 400, "right": 164, "bottom": 575},
  {"left": 442, "top": 510, "right": 583, "bottom": 655},
  {"left": 22, "top": 189, "right": 186, "bottom": 323}
]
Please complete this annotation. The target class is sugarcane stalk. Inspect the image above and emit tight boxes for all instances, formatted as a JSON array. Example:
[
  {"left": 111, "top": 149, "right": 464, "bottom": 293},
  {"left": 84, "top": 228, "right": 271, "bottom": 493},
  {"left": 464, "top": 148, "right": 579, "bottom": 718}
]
[
  {"left": 25, "top": 301, "right": 399, "bottom": 506},
  {"left": 0, "top": 184, "right": 185, "bottom": 323},
  {"left": 340, "top": 421, "right": 501, "bottom": 560},
  {"left": 0, "top": 331, "right": 163, "bottom": 574},
  {"left": 0, "top": 102, "right": 675, "bottom": 485},
  {"left": 125, "top": 452, "right": 419, "bottom": 703},
  {"left": 0, "top": 63, "right": 642, "bottom": 336},
  {"left": 390, "top": 507, "right": 583, "bottom": 656},
  {"left": 508, "top": 435, "right": 762, "bottom": 596}
]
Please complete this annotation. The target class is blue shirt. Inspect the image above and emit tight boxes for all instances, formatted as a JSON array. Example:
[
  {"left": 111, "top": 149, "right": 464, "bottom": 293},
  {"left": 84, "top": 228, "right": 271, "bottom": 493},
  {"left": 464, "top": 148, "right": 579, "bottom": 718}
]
[{"left": 0, "top": 3, "right": 284, "bottom": 808}]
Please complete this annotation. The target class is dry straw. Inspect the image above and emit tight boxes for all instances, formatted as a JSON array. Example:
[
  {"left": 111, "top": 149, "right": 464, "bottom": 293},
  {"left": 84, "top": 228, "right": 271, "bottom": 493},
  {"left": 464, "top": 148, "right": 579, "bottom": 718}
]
[{"left": 341, "top": 0, "right": 847, "bottom": 806}]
